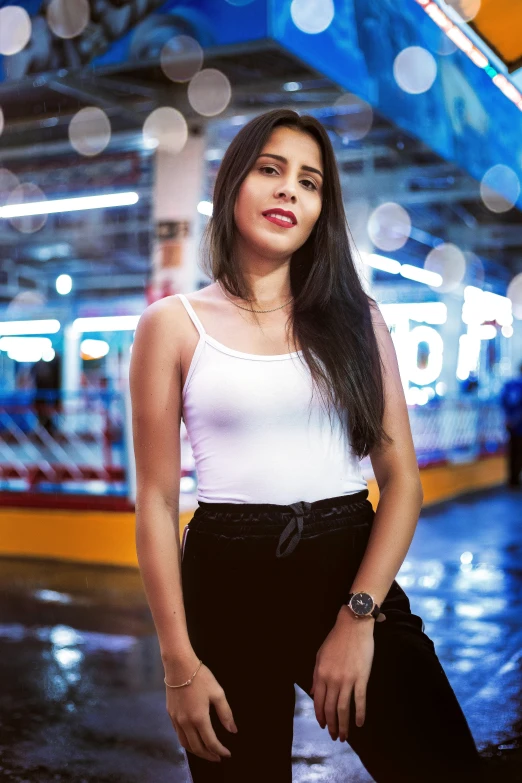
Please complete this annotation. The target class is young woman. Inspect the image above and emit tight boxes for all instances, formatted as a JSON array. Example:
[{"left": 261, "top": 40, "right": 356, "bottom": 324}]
[{"left": 129, "top": 109, "right": 484, "bottom": 783}]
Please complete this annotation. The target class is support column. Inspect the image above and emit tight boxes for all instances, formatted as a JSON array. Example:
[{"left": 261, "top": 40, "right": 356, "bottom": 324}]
[{"left": 148, "top": 131, "right": 207, "bottom": 302}]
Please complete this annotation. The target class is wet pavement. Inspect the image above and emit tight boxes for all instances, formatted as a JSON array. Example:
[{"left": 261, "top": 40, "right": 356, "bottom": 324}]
[{"left": 0, "top": 487, "right": 521, "bottom": 782}]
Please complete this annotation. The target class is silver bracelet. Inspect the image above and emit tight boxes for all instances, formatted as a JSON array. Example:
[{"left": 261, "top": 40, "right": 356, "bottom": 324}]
[{"left": 164, "top": 659, "right": 203, "bottom": 688}]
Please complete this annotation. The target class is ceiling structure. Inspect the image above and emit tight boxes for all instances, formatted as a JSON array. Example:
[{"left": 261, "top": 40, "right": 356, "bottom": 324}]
[{"left": 0, "top": 1, "right": 521, "bottom": 308}]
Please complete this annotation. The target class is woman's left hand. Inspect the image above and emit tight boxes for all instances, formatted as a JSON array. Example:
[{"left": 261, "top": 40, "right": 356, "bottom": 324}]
[{"left": 310, "top": 606, "right": 382, "bottom": 742}]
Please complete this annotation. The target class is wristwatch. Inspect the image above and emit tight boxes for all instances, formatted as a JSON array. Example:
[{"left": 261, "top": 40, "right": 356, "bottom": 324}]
[{"left": 346, "top": 591, "right": 380, "bottom": 620}]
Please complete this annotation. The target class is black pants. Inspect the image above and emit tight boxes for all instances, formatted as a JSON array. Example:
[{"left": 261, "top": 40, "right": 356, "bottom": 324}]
[{"left": 181, "top": 490, "right": 483, "bottom": 783}]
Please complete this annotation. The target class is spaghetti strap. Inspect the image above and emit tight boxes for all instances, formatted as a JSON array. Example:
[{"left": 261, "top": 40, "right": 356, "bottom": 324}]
[{"left": 175, "top": 293, "right": 206, "bottom": 338}]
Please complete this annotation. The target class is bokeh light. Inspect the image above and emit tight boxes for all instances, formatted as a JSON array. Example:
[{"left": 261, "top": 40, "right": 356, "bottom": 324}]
[
  {"left": 424, "top": 243, "right": 466, "bottom": 292},
  {"left": 142, "top": 107, "right": 188, "bottom": 154},
  {"left": 46, "top": 0, "right": 90, "bottom": 39},
  {"left": 333, "top": 93, "right": 373, "bottom": 142},
  {"left": 367, "top": 202, "right": 411, "bottom": 252},
  {"left": 160, "top": 35, "right": 204, "bottom": 83},
  {"left": 6, "top": 291, "right": 47, "bottom": 316},
  {"left": 290, "top": 0, "right": 335, "bottom": 35},
  {"left": 442, "top": 0, "right": 481, "bottom": 22},
  {"left": 480, "top": 164, "right": 520, "bottom": 213},
  {"left": 0, "top": 6, "right": 32, "bottom": 56},
  {"left": 0, "top": 168, "right": 19, "bottom": 205},
  {"left": 56, "top": 274, "right": 72, "bottom": 295},
  {"left": 0, "top": 106, "right": 4, "bottom": 138},
  {"left": 393, "top": 47, "right": 437, "bottom": 95},
  {"left": 188, "top": 69, "right": 232, "bottom": 117},
  {"left": 507, "top": 273, "right": 522, "bottom": 320},
  {"left": 7, "top": 183, "right": 48, "bottom": 233},
  {"left": 436, "top": 34, "right": 457, "bottom": 56},
  {"left": 69, "top": 107, "right": 111, "bottom": 157}
]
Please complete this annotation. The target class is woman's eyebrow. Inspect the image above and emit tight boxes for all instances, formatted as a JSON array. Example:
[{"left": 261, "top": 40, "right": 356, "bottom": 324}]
[{"left": 256, "top": 152, "right": 323, "bottom": 179}]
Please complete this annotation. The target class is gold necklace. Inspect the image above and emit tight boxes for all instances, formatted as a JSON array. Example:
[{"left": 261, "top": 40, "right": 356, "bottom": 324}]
[{"left": 217, "top": 279, "right": 294, "bottom": 313}]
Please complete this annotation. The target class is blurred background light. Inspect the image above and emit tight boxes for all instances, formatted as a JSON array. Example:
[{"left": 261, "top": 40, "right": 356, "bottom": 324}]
[
  {"left": 80, "top": 339, "right": 110, "bottom": 361},
  {"left": 0, "top": 192, "right": 139, "bottom": 218},
  {"left": 160, "top": 35, "right": 204, "bottom": 83},
  {"left": 393, "top": 46, "right": 437, "bottom": 94},
  {"left": 333, "top": 92, "right": 373, "bottom": 142},
  {"left": 290, "top": 0, "right": 335, "bottom": 35},
  {"left": 362, "top": 252, "right": 401, "bottom": 274},
  {"left": 68, "top": 107, "right": 111, "bottom": 157},
  {"left": 0, "top": 5, "right": 32, "bottom": 56},
  {"left": 46, "top": 0, "right": 90, "bottom": 39},
  {"left": 6, "top": 183, "right": 48, "bottom": 233},
  {"left": 188, "top": 69, "right": 232, "bottom": 117},
  {"left": 367, "top": 202, "right": 412, "bottom": 251},
  {"left": 441, "top": 0, "right": 482, "bottom": 23},
  {"left": 400, "top": 264, "right": 442, "bottom": 287},
  {"left": 507, "top": 273, "right": 522, "bottom": 319},
  {"left": 424, "top": 242, "right": 466, "bottom": 293},
  {"left": 197, "top": 200, "right": 213, "bottom": 217},
  {"left": 0, "top": 320, "right": 60, "bottom": 336},
  {"left": 0, "top": 106, "right": 4, "bottom": 138},
  {"left": 142, "top": 107, "right": 188, "bottom": 154},
  {"left": 56, "top": 274, "right": 72, "bottom": 295},
  {"left": 480, "top": 164, "right": 520, "bottom": 213}
]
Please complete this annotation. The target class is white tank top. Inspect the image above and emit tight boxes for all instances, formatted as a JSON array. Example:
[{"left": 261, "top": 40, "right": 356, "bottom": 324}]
[{"left": 176, "top": 293, "right": 367, "bottom": 504}]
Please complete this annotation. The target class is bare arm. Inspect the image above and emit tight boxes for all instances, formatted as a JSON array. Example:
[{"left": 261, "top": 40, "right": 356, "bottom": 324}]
[
  {"left": 129, "top": 297, "right": 196, "bottom": 679},
  {"left": 130, "top": 297, "right": 237, "bottom": 762},
  {"left": 346, "top": 300, "right": 423, "bottom": 609}
]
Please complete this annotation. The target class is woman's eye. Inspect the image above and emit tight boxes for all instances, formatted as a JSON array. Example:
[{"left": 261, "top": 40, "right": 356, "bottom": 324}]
[
  {"left": 260, "top": 165, "right": 278, "bottom": 175},
  {"left": 301, "top": 179, "right": 317, "bottom": 190}
]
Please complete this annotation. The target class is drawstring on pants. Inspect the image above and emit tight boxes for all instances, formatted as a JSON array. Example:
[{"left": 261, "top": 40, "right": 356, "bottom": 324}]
[{"left": 275, "top": 500, "right": 313, "bottom": 558}]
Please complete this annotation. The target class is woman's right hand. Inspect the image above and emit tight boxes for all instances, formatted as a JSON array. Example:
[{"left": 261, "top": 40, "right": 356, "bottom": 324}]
[{"left": 165, "top": 656, "right": 238, "bottom": 762}]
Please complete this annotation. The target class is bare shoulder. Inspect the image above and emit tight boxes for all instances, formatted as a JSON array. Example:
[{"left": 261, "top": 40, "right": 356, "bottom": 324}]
[{"left": 366, "top": 295, "right": 388, "bottom": 331}]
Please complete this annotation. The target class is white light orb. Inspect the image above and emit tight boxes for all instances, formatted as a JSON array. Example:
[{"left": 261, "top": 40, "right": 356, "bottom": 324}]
[
  {"left": 160, "top": 35, "right": 203, "bottom": 83},
  {"left": 443, "top": 0, "right": 481, "bottom": 22},
  {"left": 424, "top": 243, "right": 466, "bottom": 293},
  {"left": 7, "top": 183, "right": 47, "bottom": 233},
  {"left": 0, "top": 6, "right": 32, "bottom": 56},
  {"left": 143, "top": 107, "right": 188, "bottom": 154},
  {"left": 42, "top": 346, "right": 56, "bottom": 362},
  {"left": 367, "top": 202, "right": 411, "bottom": 251},
  {"left": 393, "top": 47, "right": 437, "bottom": 94},
  {"left": 502, "top": 325, "right": 513, "bottom": 338},
  {"left": 0, "top": 106, "right": 3, "bottom": 138},
  {"left": 56, "top": 274, "right": 72, "bottom": 295},
  {"left": 69, "top": 107, "right": 111, "bottom": 157},
  {"left": 333, "top": 93, "right": 373, "bottom": 141},
  {"left": 290, "top": 0, "right": 335, "bottom": 35},
  {"left": 47, "top": 0, "right": 90, "bottom": 39},
  {"left": 507, "top": 273, "right": 522, "bottom": 320},
  {"left": 6, "top": 290, "right": 47, "bottom": 316},
  {"left": 480, "top": 164, "right": 520, "bottom": 213},
  {"left": 188, "top": 69, "right": 232, "bottom": 117},
  {"left": 0, "top": 167, "right": 19, "bottom": 205}
]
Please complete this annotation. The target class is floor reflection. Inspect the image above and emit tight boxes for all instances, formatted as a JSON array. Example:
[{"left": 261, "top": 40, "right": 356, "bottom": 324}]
[{"left": 0, "top": 486, "right": 521, "bottom": 781}]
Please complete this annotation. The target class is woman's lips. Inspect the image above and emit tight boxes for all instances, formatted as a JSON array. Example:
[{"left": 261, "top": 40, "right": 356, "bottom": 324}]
[{"left": 263, "top": 214, "right": 296, "bottom": 229}]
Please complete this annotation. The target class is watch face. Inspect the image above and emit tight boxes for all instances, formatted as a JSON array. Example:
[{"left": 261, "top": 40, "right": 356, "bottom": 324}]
[{"left": 350, "top": 592, "right": 374, "bottom": 616}]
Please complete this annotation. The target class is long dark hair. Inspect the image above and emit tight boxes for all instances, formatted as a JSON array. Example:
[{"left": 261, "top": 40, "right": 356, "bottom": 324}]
[{"left": 201, "top": 108, "right": 391, "bottom": 459}]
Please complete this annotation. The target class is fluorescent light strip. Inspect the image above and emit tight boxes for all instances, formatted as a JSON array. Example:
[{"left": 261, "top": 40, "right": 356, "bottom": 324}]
[
  {"left": 400, "top": 264, "right": 442, "bottom": 286},
  {"left": 0, "top": 319, "right": 60, "bottom": 336},
  {"left": 73, "top": 315, "right": 140, "bottom": 332},
  {"left": 0, "top": 192, "right": 139, "bottom": 218},
  {"left": 363, "top": 252, "right": 442, "bottom": 287},
  {"left": 414, "top": 0, "right": 522, "bottom": 110}
]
